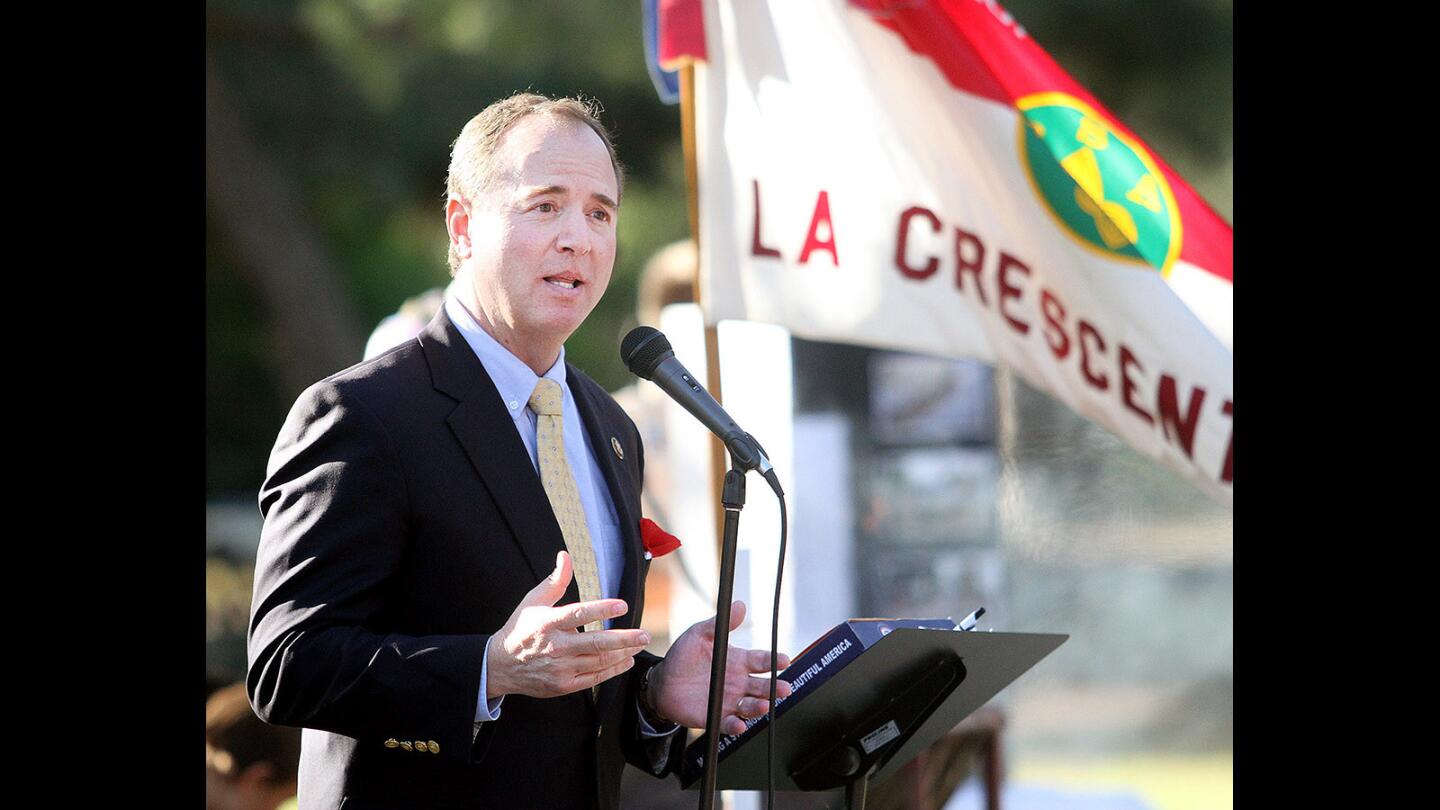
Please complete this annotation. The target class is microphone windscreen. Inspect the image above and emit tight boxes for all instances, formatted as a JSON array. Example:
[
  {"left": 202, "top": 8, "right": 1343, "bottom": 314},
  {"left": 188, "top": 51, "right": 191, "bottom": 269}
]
[{"left": 620, "top": 326, "right": 673, "bottom": 380}]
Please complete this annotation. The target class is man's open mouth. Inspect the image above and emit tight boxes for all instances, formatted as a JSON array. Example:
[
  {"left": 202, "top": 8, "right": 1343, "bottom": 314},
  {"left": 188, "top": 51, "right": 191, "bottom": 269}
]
[{"left": 545, "top": 276, "right": 581, "bottom": 289}]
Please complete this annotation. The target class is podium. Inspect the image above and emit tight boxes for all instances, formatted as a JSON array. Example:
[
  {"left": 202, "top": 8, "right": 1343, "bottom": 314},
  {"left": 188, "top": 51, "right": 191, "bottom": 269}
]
[{"left": 681, "top": 628, "right": 1067, "bottom": 808}]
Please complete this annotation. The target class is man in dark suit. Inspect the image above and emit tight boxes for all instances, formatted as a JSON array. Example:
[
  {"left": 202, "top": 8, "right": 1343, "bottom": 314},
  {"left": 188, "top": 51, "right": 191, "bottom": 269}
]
[{"left": 248, "top": 93, "right": 789, "bottom": 810}]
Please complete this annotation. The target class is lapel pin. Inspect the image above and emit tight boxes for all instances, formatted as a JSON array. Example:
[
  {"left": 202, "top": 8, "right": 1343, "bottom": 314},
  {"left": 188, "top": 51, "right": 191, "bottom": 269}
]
[{"left": 611, "top": 436, "right": 624, "bottom": 460}]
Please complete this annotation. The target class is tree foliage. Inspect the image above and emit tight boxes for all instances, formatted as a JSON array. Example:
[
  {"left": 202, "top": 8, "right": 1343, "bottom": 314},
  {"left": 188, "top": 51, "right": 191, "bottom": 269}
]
[{"left": 205, "top": 0, "right": 1231, "bottom": 496}]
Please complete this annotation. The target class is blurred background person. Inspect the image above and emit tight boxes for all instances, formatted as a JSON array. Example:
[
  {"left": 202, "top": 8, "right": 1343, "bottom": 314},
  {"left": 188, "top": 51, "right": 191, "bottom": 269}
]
[
  {"left": 362, "top": 286, "right": 446, "bottom": 361},
  {"left": 206, "top": 682, "right": 301, "bottom": 810},
  {"left": 612, "top": 238, "right": 700, "bottom": 534}
]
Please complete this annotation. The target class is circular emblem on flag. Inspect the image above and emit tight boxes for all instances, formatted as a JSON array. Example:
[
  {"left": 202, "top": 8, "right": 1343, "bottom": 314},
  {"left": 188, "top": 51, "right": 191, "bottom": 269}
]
[{"left": 1016, "top": 92, "right": 1182, "bottom": 276}]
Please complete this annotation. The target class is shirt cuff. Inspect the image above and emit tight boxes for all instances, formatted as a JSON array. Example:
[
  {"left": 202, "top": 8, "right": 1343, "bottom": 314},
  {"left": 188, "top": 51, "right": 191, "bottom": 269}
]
[
  {"left": 636, "top": 699, "right": 681, "bottom": 738},
  {"left": 475, "top": 637, "right": 505, "bottom": 723}
]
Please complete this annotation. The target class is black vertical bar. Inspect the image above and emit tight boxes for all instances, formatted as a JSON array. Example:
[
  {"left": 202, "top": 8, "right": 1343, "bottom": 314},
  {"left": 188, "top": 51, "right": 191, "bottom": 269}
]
[{"left": 699, "top": 466, "right": 747, "bottom": 809}]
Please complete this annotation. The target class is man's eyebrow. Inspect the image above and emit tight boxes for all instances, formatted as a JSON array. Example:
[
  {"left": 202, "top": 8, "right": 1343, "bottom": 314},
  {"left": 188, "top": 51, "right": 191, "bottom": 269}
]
[{"left": 524, "top": 185, "right": 618, "bottom": 211}]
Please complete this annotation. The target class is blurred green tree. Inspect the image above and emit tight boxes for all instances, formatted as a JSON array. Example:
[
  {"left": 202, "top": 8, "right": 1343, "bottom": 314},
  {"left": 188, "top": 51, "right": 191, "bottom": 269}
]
[
  {"left": 205, "top": 0, "right": 1230, "bottom": 497},
  {"left": 206, "top": 0, "right": 692, "bottom": 494}
]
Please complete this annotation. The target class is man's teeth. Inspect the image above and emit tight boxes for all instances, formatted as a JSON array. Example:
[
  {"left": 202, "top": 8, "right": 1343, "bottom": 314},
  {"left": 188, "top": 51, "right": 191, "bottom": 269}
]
[{"left": 546, "top": 278, "right": 578, "bottom": 289}]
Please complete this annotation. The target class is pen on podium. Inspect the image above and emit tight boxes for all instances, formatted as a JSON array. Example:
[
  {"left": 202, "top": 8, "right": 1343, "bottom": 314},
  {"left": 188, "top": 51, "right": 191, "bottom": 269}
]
[{"left": 956, "top": 606, "right": 986, "bottom": 631}]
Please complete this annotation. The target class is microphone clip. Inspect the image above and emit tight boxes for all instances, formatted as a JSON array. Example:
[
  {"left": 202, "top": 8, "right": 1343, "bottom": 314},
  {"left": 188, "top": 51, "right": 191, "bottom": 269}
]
[{"left": 724, "top": 431, "right": 772, "bottom": 474}]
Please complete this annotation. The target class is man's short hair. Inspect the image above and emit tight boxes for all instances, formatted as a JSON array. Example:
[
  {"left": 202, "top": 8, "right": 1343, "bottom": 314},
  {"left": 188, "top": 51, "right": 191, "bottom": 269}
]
[{"left": 445, "top": 93, "right": 625, "bottom": 276}]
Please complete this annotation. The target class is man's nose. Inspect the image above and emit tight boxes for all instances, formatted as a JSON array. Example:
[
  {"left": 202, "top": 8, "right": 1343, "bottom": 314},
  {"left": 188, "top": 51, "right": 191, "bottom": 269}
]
[{"left": 555, "top": 207, "right": 592, "bottom": 256}]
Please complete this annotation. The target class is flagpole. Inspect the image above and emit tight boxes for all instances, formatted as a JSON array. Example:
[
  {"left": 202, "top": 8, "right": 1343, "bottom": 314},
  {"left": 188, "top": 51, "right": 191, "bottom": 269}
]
[
  {"left": 679, "top": 60, "right": 731, "bottom": 570},
  {"left": 681, "top": 56, "right": 742, "bottom": 810}
]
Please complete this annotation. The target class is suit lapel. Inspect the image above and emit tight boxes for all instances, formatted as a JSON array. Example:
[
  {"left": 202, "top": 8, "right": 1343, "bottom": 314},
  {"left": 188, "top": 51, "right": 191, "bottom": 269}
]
[{"left": 419, "top": 309, "right": 580, "bottom": 606}]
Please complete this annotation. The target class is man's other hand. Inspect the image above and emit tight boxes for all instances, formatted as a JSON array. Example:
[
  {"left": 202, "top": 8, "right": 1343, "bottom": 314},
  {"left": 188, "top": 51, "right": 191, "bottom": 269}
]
[
  {"left": 487, "top": 551, "right": 651, "bottom": 700},
  {"left": 645, "top": 601, "right": 793, "bottom": 736}
]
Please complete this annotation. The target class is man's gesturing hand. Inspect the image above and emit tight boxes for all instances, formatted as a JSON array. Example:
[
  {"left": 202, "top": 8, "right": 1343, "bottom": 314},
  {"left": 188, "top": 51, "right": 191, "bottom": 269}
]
[
  {"left": 486, "top": 551, "right": 651, "bottom": 700},
  {"left": 644, "top": 601, "right": 793, "bottom": 736}
]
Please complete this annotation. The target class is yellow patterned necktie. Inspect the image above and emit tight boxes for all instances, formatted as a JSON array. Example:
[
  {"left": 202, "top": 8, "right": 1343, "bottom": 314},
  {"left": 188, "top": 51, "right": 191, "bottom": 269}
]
[{"left": 527, "top": 378, "right": 606, "bottom": 635}]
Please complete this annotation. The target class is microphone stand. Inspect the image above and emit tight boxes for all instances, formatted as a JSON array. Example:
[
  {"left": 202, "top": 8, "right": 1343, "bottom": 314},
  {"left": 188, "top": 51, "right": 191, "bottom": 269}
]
[{"left": 699, "top": 454, "right": 747, "bottom": 810}]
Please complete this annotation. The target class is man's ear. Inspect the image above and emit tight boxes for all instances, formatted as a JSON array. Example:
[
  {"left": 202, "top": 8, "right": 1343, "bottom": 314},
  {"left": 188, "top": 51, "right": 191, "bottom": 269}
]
[{"left": 447, "top": 197, "right": 472, "bottom": 262}]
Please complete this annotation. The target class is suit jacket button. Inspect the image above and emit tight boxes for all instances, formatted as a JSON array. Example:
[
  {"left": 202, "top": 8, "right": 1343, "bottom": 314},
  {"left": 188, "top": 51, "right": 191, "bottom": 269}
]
[
  {"left": 400, "top": 741, "right": 414, "bottom": 752},
  {"left": 427, "top": 740, "right": 440, "bottom": 754},
  {"left": 384, "top": 739, "right": 399, "bottom": 749}
]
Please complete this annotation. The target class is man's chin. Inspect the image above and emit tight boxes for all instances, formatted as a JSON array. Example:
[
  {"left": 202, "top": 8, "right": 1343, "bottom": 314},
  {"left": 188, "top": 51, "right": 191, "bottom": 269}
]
[{"left": 524, "top": 311, "right": 594, "bottom": 349}]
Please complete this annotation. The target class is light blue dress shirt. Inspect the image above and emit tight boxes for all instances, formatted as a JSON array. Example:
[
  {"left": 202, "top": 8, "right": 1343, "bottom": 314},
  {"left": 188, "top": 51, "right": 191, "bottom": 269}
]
[
  {"left": 445, "top": 297, "right": 674, "bottom": 743},
  {"left": 446, "top": 296, "right": 626, "bottom": 607}
]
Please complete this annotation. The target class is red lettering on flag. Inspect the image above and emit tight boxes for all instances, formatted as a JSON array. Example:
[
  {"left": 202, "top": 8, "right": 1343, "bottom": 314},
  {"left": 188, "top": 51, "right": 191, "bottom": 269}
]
[
  {"left": 895, "top": 206, "right": 941, "bottom": 280},
  {"left": 1040, "top": 289, "right": 1069, "bottom": 360},
  {"left": 954, "top": 226, "right": 987, "bottom": 305},
  {"left": 751, "top": 180, "right": 781, "bottom": 259},
  {"left": 1078, "top": 320, "right": 1108, "bottom": 391},
  {"left": 799, "top": 190, "right": 839, "bottom": 266},
  {"left": 1119, "top": 345, "right": 1153, "bottom": 426},
  {"left": 1156, "top": 375, "right": 1206, "bottom": 459},
  {"left": 998, "top": 252, "right": 1030, "bottom": 335}
]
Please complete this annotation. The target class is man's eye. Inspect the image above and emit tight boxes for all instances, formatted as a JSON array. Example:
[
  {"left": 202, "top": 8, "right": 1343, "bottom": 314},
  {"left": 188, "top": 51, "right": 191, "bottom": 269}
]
[
  {"left": 590, "top": 209, "right": 611, "bottom": 222},
  {"left": 536, "top": 203, "right": 557, "bottom": 212}
]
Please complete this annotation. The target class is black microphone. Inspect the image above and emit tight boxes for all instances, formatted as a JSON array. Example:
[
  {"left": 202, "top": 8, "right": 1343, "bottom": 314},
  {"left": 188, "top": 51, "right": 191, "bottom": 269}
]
[{"left": 621, "top": 326, "right": 772, "bottom": 474}]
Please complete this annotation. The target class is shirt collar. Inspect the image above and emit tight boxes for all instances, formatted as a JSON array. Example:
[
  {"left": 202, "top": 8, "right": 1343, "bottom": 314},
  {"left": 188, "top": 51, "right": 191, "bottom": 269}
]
[{"left": 444, "top": 293, "right": 567, "bottom": 417}]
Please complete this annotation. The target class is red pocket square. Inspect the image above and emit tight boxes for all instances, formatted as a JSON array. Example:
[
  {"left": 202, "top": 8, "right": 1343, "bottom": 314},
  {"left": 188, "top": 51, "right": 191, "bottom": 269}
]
[{"left": 640, "top": 518, "right": 682, "bottom": 558}]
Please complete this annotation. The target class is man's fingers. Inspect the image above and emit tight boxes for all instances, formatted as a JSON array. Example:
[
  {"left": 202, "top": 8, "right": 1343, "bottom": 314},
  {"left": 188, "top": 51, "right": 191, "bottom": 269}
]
[
  {"left": 734, "top": 671, "right": 792, "bottom": 701},
  {"left": 766, "top": 677, "right": 793, "bottom": 700},
  {"left": 742, "top": 648, "right": 790, "bottom": 672},
  {"left": 727, "top": 600, "right": 747, "bottom": 631},
  {"left": 713, "top": 669, "right": 790, "bottom": 726},
  {"left": 725, "top": 655, "right": 793, "bottom": 703},
  {"left": 736, "top": 696, "right": 772, "bottom": 718},
  {"left": 521, "top": 551, "right": 574, "bottom": 608},
  {"left": 574, "top": 655, "right": 636, "bottom": 691},
  {"left": 722, "top": 715, "right": 749, "bottom": 737},
  {"left": 742, "top": 675, "right": 791, "bottom": 701},
  {"left": 575, "top": 628, "right": 650, "bottom": 655},
  {"left": 576, "top": 647, "right": 645, "bottom": 673},
  {"left": 548, "top": 598, "right": 630, "bottom": 631},
  {"left": 697, "top": 600, "right": 747, "bottom": 641}
]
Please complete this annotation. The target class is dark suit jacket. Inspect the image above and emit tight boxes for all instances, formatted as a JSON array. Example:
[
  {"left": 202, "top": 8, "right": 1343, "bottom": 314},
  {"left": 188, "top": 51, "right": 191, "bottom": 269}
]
[{"left": 248, "top": 309, "right": 684, "bottom": 810}]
